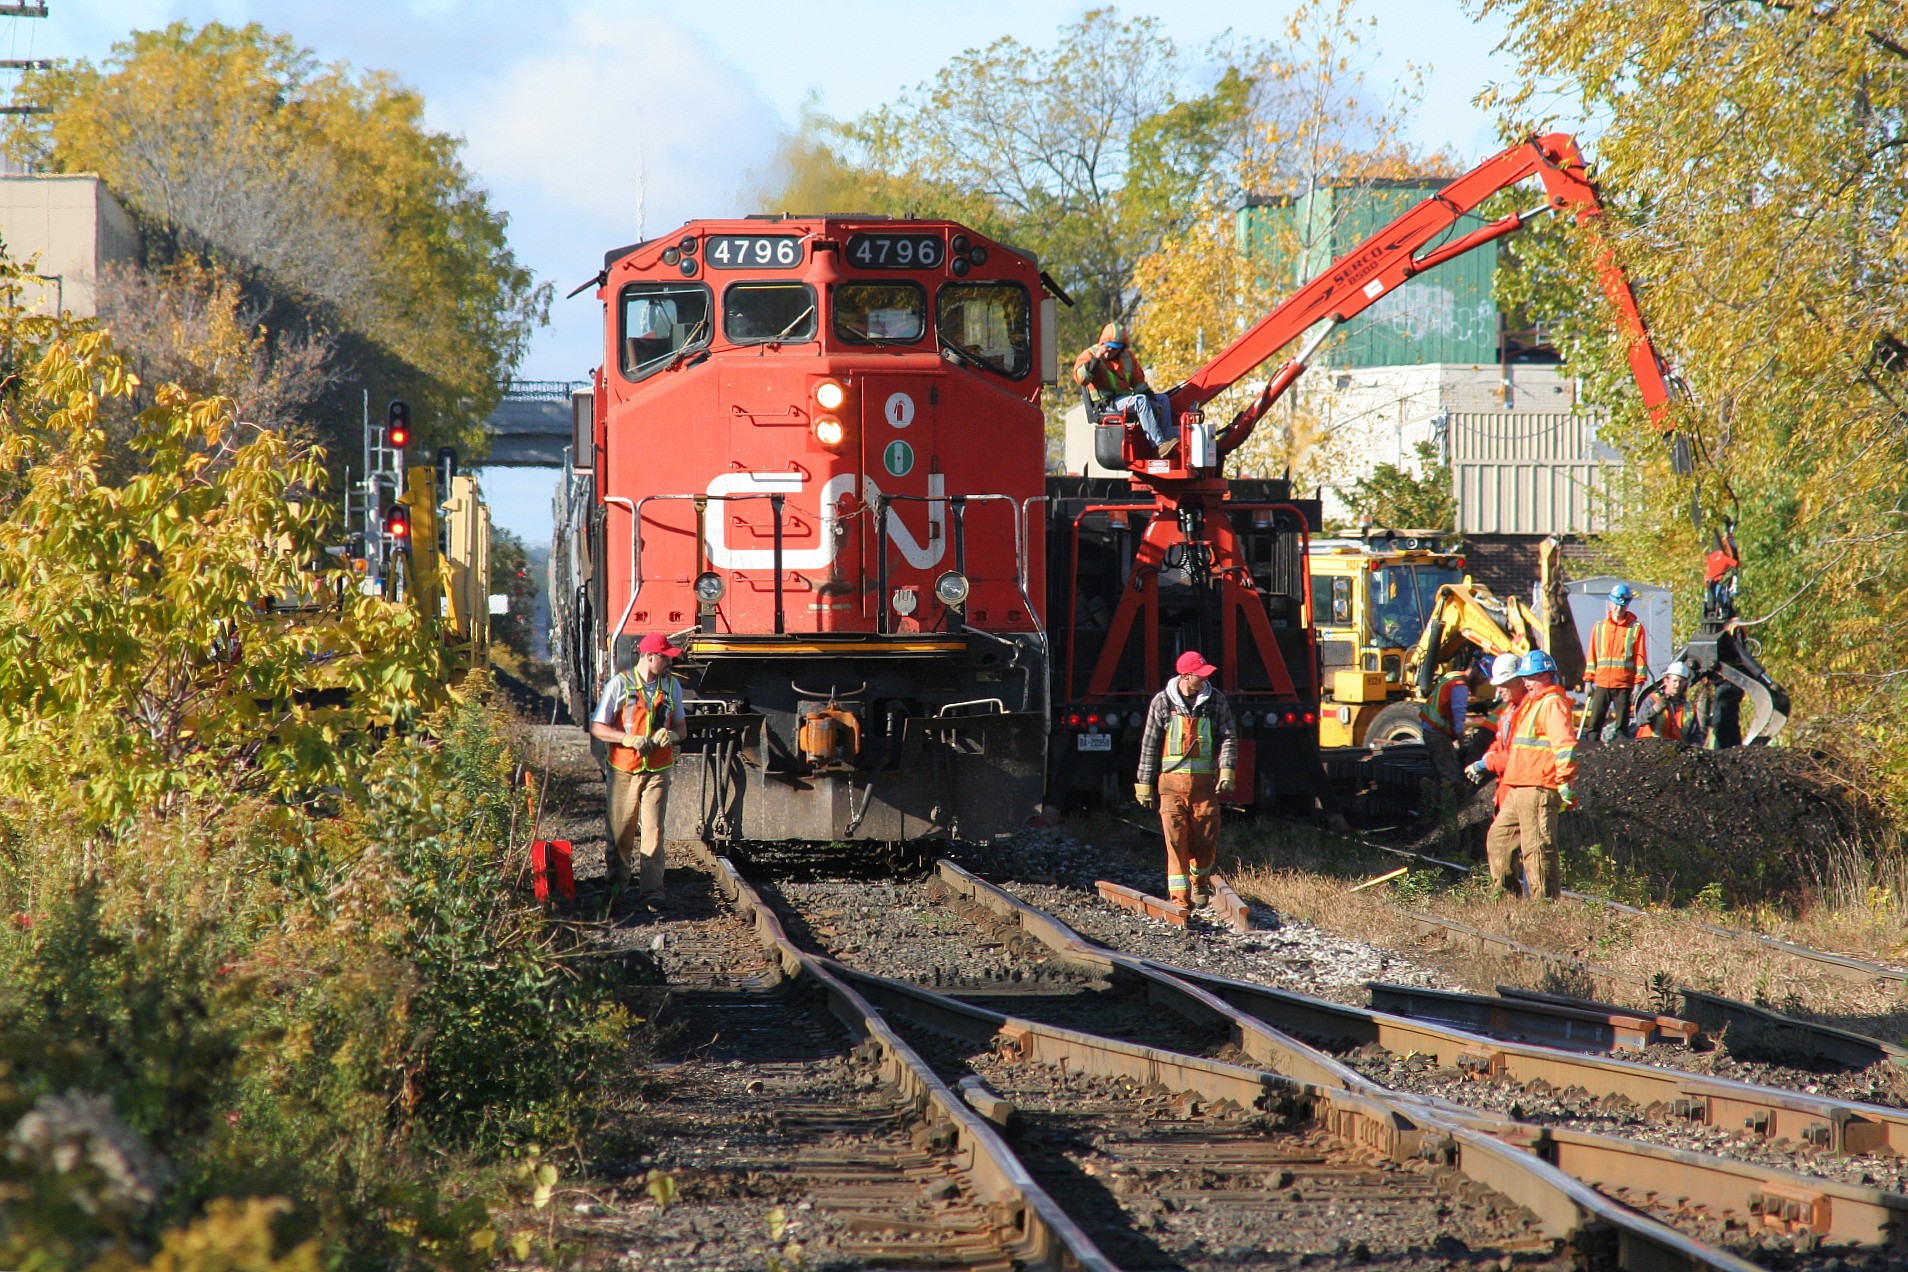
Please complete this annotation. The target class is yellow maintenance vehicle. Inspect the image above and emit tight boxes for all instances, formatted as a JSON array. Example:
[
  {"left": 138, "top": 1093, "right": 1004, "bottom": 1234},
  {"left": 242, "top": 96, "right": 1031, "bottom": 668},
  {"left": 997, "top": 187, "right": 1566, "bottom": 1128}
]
[{"left": 1312, "top": 531, "right": 1568, "bottom": 749}]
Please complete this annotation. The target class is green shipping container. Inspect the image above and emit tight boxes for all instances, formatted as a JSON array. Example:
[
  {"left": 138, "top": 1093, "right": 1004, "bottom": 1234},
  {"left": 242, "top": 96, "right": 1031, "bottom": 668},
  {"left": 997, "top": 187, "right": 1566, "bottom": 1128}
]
[{"left": 1238, "top": 181, "right": 1500, "bottom": 369}]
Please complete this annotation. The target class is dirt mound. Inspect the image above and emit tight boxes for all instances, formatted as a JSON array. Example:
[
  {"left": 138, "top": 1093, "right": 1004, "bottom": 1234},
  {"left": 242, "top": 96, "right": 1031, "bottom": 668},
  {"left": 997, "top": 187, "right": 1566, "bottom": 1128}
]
[{"left": 1565, "top": 741, "right": 1874, "bottom": 903}]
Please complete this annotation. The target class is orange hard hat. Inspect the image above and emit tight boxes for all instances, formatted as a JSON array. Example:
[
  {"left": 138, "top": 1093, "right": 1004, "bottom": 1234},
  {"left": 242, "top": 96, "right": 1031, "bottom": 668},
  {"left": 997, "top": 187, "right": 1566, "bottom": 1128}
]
[{"left": 1100, "top": 322, "right": 1129, "bottom": 344}]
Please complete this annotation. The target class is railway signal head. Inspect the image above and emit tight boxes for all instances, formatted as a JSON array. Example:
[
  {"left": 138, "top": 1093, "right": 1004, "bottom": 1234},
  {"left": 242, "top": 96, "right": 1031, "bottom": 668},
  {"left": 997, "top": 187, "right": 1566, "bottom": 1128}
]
[
  {"left": 386, "top": 399, "right": 411, "bottom": 449},
  {"left": 383, "top": 502, "right": 411, "bottom": 544}
]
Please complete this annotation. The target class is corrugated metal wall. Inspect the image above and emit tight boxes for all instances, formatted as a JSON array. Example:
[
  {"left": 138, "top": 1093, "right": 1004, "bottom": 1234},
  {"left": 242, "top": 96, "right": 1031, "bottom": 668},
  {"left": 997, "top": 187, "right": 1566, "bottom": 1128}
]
[{"left": 1449, "top": 410, "right": 1623, "bottom": 535}]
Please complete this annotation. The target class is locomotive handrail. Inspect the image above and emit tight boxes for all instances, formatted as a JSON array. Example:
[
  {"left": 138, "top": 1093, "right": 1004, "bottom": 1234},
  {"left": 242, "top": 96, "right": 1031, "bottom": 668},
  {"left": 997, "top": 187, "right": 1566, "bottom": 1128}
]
[{"left": 617, "top": 491, "right": 793, "bottom": 648}]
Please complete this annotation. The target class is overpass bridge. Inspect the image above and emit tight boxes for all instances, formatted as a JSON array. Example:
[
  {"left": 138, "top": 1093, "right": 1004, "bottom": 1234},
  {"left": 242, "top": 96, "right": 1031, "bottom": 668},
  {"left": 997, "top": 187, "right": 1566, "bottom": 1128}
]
[{"left": 481, "top": 379, "right": 587, "bottom": 466}]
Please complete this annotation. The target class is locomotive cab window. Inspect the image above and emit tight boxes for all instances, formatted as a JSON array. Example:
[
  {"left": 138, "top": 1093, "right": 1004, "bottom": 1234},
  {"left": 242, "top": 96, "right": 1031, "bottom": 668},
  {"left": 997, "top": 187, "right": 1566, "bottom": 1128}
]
[
  {"left": 620, "top": 283, "right": 712, "bottom": 380},
  {"left": 938, "top": 282, "right": 1031, "bottom": 378},
  {"left": 724, "top": 281, "right": 817, "bottom": 345},
  {"left": 834, "top": 282, "right": 926, "bottom": 344}
]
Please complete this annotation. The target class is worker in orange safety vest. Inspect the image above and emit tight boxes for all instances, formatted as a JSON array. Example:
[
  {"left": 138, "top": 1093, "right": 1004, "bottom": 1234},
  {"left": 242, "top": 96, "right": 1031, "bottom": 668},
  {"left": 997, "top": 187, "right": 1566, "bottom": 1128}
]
[
  {"left": 587, "top": 633, "right": 688, "bottom": 909},
  {"left": 1073, "top": 322, "right": 1178, "bottom": 459},
  {"left": 1419, "top": 653, "right": 1492, "bottom": 784},
  {"left": 1632, "top": 660, "right": 1708, "bottom": 746},
  {"left": 1134, "top": 650, "right": 1239, "bottom": 908},
  {"left": 1481, "top": 649, "right": 1577, "bottom": 899},
  {"left": 1582, "top": 583, "right": 1649, "bottom": 741},
  {"left": 1465, "top": 652, "right": 1529, "bottom": 810}
]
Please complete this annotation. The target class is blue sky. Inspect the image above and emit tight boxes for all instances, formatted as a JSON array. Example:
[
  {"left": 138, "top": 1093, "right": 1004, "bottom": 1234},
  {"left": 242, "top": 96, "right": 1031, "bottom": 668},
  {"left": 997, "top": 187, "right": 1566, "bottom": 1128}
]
[{"left": 21, "top": 0, "right": 1523, "bottom": 544}]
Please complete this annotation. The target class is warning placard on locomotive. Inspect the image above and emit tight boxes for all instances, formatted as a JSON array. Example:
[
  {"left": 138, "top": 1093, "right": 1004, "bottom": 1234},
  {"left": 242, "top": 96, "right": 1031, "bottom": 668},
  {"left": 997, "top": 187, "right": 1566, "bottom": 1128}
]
[{"left": 705, "top": 235, "right": 804, "bottom": 269}]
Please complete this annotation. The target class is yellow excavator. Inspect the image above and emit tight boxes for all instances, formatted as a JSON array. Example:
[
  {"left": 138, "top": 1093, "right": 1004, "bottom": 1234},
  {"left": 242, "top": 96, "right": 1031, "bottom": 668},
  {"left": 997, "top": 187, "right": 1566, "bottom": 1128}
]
[{"left": 1314, "top": 533, "right": 1574, "bottom": 749}]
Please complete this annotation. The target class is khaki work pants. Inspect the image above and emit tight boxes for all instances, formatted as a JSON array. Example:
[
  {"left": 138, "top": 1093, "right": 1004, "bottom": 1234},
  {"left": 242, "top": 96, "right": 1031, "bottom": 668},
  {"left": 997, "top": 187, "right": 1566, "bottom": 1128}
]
[
  {"left": 1159, "top": 771, "right": 1220, "bottom": 904},
  {"left": 606, "top": 767, "right": 671, "bottom": 899},
  {"left": 1485, "top": 784, "right": 1561, "bottom": 899}
]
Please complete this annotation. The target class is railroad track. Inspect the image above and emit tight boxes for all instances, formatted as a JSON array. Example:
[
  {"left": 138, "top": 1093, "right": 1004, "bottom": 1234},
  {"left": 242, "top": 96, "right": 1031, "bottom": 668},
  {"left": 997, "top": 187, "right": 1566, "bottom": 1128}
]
[{"left": 672, "top": 845, "right": 1908, "bottom": 1267}]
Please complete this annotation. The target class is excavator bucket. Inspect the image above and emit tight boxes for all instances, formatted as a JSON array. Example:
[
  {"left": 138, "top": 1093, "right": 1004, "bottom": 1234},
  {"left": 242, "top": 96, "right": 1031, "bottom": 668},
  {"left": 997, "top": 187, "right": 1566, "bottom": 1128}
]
[{"left": 1718, "top": 662, "right": 1788, "bottom": 744}]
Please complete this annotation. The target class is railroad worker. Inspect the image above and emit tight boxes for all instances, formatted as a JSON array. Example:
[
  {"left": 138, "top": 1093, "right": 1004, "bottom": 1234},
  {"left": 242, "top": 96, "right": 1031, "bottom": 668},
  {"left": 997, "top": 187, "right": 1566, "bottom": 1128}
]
[
  {"left": 1633, "top": 660, "right": 1707, "bottom": 745},
  {"left": 587, "top": 633, "right": 687, "bottom": 908},
  {"left": 1073, "top": 322, "right": 1178, "bottom": 459},
  {"left": 1483, "top": 649, "right": 1577, "bottom": 900},
  {"left": 1134, "top": 649, "right": 1239, "bottom": 908},
  {"left": 1420, "top": 652, "right": 1493, "bottom": 784},
  {"left": 1465, "top": 652, "right": 1529, "bottom": 804},
  {"left": 1582, "top": 583, "right": 1650, "bottom": 741}
]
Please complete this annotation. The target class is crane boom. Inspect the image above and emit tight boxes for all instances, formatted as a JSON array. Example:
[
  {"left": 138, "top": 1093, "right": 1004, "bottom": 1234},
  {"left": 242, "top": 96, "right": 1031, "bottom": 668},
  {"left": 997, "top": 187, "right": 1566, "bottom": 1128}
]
[{"left": 1167, "top": 132, "right": 1675, "bottom": 458}]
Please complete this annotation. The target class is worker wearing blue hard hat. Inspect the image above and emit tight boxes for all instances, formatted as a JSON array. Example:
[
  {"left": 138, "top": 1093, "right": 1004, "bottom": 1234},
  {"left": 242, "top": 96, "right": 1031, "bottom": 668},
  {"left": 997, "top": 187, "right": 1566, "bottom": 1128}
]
[
  {"left": 1418, "top": 651, "right": 1493, "bottom": 785},
  {"left": 1479, "top": 646, "right": 1575, "bottom": 899},
  {"left": 1583, "top": 582, "right": 1649, "bottom": 741}
]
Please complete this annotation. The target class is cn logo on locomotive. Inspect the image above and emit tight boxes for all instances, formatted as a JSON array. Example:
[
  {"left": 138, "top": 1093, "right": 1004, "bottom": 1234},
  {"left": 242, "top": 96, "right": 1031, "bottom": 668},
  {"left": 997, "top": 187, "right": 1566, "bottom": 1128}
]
[{"left": 702, "top": 471, "right": 946, "bottom": 571}]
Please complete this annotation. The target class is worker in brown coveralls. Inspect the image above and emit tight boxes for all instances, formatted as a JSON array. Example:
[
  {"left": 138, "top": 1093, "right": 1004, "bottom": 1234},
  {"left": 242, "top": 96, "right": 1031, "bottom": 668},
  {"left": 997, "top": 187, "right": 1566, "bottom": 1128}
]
[
  {"left": 587, "top": 633, "right": 688, "bottom": 908},
  {"left": 1134, "top": 650, "right": 1239, "bottom": 907}
]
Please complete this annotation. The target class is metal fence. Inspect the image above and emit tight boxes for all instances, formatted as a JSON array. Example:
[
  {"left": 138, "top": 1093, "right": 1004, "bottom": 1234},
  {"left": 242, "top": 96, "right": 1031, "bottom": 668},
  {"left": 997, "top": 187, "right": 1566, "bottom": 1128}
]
[{"left": 1448, "top": 410, "right": 1626, "bottom": 535}]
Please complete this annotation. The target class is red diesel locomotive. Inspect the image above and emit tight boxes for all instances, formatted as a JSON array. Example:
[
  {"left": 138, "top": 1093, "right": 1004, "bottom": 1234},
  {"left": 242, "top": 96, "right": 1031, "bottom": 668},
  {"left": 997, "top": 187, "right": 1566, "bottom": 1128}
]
[{"left": 553, "top": 217, "right": 1056, "bottom": 842}]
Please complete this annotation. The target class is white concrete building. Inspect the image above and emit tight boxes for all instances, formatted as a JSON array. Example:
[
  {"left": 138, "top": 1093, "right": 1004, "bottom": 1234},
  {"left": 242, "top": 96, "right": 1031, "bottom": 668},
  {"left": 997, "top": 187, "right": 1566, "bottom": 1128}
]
[{"left": 0, "top": 175, "right": 139, "bottom": 318}]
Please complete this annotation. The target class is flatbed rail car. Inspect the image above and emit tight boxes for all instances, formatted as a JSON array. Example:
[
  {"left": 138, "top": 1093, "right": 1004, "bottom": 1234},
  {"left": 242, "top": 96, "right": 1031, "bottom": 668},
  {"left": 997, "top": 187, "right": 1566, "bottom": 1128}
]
[
  {"left": 553, "top": 216, "right": 1058, "bottom": 843},
  {"left": 1045, "top": 475, "right": 1325, "bottom": 814}
]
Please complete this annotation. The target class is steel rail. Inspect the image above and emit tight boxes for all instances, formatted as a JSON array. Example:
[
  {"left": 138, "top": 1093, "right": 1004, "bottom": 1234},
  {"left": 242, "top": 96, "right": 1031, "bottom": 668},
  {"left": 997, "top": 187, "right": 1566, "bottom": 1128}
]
[
  {"left": 922, "top": 861, "right": 1827, "bottom": 1267},
  {"left": 828, "top": 959, "right": 1782, "bottom": 1269},
  {"left": 934, "top": 860, "right": 1908, "bottom": 1161},
  {"left": 691, "top": 845, "right": 1118, "bottom": 1272},
  {"left": 1355, "top": 830, "right": 1908, "bottom": 988},
  {"left": 1389, "top": 905, "right": 1908, "bottom": 1071}
]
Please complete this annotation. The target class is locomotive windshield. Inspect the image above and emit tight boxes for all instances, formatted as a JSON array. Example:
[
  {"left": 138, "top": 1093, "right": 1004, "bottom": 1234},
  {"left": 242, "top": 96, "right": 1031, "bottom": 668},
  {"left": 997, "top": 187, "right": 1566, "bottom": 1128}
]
[
  {"left": 620, "top": 283, "right": 712, "bottom": 379},
  {"left": 834, "top": 282, "right": 926, "bottom": 343},
  {"left": 938, "top": 282, "right": 1031, "bottom": 378},
  {"left": 724, "top": 281, "right": 817, "bottom": 345}
]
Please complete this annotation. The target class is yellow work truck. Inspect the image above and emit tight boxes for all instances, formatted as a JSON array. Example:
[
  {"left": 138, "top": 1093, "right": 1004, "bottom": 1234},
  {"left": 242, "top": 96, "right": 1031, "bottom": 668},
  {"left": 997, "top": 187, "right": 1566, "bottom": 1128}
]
[{"left": 1309, "top": 532, "right": 1469, "bottom": 749}]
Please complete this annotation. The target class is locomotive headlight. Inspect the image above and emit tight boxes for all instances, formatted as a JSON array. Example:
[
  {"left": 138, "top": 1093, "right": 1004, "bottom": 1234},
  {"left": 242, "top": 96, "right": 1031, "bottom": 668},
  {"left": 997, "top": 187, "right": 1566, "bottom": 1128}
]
[
  {"left": 814, "top": 417, "right": 846, "bottom": 448},
  {"left": 694, "top": 571, "right": 726, "bottom": 603},
  {"left": 814, "top": 381, "right": 845, "bottom": 411},
  {"left": 934, "top": 570, "right": 970, "bottom": 608},
  {"left": 892, "top": 586, "right": 918, "bottom": 616}
]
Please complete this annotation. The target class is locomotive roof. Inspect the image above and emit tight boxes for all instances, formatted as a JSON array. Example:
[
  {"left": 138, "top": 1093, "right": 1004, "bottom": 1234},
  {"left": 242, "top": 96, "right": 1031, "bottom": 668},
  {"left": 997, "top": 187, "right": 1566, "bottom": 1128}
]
[{"left": 603, "top": 216, "right": 1033, "bottom": 274}]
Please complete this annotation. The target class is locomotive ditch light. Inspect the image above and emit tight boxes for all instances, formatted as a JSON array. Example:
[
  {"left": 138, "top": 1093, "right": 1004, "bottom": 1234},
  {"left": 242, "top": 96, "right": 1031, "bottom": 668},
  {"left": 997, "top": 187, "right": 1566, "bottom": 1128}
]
[
  {"left": 934, "top": 570, "right": 970, "bottom": 608},
  {"left": 891, "top": 586, "right": 918, "bottom": 616},
  {"left": 814, "top": 417, "right": 846, "bottom": 448},
  {"left": 694, "top": 572, "right": 726, "bottom": 603},
  {"left": 814, "top": 380, "right": 846, "bottom": 411}
]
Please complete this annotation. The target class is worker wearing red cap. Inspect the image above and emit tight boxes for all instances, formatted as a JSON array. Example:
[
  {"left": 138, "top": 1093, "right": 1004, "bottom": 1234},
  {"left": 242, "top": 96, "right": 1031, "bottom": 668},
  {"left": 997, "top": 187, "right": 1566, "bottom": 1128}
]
[
  {"left": 1134, "top": 650, "right": 1239, "bottom": 907},
  {"left": 587, "top": 633, "right": 688, "bottom": 908}
]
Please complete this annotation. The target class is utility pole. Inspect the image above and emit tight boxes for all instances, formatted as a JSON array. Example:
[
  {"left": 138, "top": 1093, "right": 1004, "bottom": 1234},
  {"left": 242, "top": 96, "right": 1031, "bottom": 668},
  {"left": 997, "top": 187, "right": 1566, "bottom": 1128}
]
[{"left": 0, "top": 3, "right": 47, "bottom": 121}]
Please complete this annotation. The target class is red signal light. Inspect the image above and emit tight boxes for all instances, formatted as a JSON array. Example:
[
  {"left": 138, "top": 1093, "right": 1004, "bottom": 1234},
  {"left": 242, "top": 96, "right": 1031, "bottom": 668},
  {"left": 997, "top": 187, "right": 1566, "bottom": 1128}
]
[
  {"left": 384, "top": 503, "right": 411, "bottom": 541},
  {"left": 389, "top": 425, "right": 409, "bottom": 448}
]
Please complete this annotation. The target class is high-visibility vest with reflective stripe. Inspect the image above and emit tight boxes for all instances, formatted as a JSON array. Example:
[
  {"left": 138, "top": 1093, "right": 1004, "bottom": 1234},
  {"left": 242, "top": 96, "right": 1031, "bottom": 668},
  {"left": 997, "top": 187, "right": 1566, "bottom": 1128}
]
[
  {"left": 607, "top": 674, "right": 682, "bottom": 773},
  {"left": 1418, "top": 672, "right": 1466, "bottom": 738},
  {"left": 1638, "top": 698, "right": 1689, "bottom": 742},
  {"left": 1589, "top": 614, "right": 1645, "bottom": 687},
  {"left": 1503, "top": 684, "right": 1576, "bottom": 788},
  {"left": 1160, "top": 710, "right": 1217, "bottom": 775}
]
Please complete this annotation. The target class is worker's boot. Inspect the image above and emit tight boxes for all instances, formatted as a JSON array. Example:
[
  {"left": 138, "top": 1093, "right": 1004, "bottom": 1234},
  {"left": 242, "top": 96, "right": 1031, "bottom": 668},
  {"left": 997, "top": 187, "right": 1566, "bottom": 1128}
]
[{"left": 1156, "top": 436, "right": 1178, "bottom": 460}]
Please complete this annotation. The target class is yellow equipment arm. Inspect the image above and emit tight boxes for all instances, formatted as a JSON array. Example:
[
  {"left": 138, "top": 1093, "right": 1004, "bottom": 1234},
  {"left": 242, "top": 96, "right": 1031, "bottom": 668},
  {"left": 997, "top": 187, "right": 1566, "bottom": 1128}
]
[{"left": 1407, "top": 581, "right": 1546, "bottom": 699}]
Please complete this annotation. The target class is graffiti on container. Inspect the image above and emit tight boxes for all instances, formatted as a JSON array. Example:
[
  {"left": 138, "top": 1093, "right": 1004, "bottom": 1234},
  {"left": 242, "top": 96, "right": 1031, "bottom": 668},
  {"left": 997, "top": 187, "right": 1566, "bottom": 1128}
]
[{"left": 1366, "top": 282, "right": 1498, "bottom": 345}]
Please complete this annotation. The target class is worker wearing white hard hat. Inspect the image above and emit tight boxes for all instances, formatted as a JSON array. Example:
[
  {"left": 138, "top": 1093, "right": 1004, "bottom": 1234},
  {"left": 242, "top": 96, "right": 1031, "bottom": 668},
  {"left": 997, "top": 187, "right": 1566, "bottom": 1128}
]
[
  {"left": 1632, "top": 659, "right": 1707, "bottom": 745},
  {"left": 1465, "top": 652, "right": 1533, "bottom": 799}
]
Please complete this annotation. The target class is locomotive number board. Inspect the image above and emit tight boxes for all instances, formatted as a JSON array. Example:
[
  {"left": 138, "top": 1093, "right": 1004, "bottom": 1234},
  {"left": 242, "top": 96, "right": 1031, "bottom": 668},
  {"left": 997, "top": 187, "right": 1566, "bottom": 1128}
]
[
  {"left": 705, "top": 235, "right": 804, "bottom": 269},
  {"left": 847, "top": 233, "right": 944, "bottom": 269}
]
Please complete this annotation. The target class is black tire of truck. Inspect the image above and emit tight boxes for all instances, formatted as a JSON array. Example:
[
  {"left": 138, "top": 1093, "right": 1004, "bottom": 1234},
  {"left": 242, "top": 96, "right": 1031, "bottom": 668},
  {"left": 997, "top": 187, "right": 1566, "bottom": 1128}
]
[{"left": 1365, "top": 700, "right": 1428, "bottom": 748}]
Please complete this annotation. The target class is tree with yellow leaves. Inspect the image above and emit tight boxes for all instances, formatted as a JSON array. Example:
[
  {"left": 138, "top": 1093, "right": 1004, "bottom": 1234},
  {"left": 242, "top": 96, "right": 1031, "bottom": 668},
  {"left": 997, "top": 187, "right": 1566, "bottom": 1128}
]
[
  {"left": 8, "top": 22, "right": 548, "bottom": 469},
  {"left": 1480, "top": 0, "right": 1908, "bottom": 799}
]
